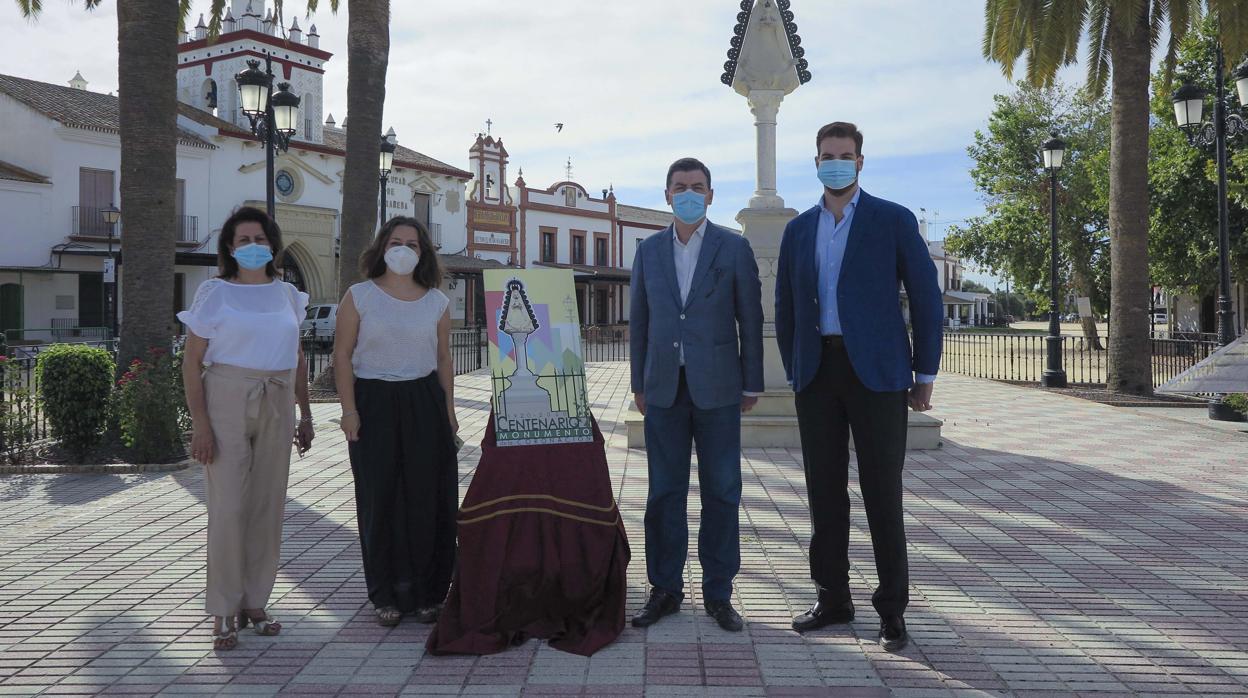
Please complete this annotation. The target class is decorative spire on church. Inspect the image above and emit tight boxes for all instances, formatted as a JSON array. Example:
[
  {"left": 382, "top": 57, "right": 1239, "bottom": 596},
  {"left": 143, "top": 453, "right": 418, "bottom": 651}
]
[
  {"left": 68, "top": 71, "right": 88, "bottom": 91},
  {"left": 325, "top": 113, "right": 336, "bottom": 128},
  {"left": 515, "top": 167, "right": 526, "bottom": 187},
  {"left": 194, "top": 13, "right": 207, "bottom": 40},
  {"left": 223, "top": 7, "right": 236, "bottom": 31},
  {"left": 307, "top": 23, "right": 320, "bottom": 48},
  {"left": 565, "top": 157, "right": 573, "bottom": 182},
  {"left": 289, "top": 16, "right": 302, "bottom": 42}
]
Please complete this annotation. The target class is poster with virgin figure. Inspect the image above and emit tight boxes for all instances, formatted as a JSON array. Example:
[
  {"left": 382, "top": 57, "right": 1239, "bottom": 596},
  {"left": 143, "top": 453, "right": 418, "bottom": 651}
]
[{"left": 483, "top": 269, "right": 592, "bottom": 446}]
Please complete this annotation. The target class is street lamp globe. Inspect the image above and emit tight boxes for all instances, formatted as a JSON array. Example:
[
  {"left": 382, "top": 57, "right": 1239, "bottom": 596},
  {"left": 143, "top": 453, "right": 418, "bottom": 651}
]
[
  {"left": 234, "top": 60, "right": 270, "bottom": 117},
  {"left": 1041, "top": 132, "right": 1066, "bottom": 170},
  {"left": 1235, "top": 58, "right": 1248, "bottom": 110},
  {"left": 101, "top": 203, "right": 121, "bottom": 226},
  {"left": 1171, "top": 82, "right": 1207, "bottom": 129},
  {"left": 270, "top": 83, "right": 301, "bottom": 136},
  {"left": 379, "top": 133, "right": 397, "bottom": 176}
]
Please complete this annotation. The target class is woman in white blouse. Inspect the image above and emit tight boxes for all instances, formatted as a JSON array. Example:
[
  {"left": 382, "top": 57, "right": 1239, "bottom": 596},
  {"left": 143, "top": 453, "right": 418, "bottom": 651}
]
[
  {"left": 333, "top": 216, "right": 459, "bottom": 627},
  {"left": 178, "top": 207, "right": 314, "bottom": 651}
]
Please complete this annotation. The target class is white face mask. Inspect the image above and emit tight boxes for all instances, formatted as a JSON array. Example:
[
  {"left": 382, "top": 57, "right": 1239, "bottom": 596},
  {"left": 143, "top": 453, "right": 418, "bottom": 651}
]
[{"left": 384, "top": 245, "right": 420, "bottom": 275}]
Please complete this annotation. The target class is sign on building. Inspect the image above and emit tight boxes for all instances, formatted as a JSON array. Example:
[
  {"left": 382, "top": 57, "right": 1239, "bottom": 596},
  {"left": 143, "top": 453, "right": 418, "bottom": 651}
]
[{"left": 484, "top": 269, "right": 592, "bottom": 447}]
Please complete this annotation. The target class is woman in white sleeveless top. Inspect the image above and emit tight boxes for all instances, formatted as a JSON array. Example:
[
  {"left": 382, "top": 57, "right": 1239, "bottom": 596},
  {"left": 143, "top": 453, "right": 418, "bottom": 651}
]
[
  {"left": 333, "top": 217, "right": 460, "bottom": 627},
  {"left": 178, "top": 207, "right": 314, "bottom": 651}
]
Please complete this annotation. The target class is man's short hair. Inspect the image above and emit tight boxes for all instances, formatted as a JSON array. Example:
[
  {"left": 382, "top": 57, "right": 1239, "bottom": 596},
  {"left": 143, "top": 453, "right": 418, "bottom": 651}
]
[
  {"left": 666, "top": 157, "right": 712, "bottom": 189},
  {"left": 816, "top": 122, "right": 864, "bottom": 155}
]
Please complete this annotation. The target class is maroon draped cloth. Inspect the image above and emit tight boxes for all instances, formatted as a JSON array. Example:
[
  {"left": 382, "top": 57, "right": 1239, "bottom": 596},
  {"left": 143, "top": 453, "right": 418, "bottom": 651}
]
[{"left": 426, "top": 415, "right": 630, "bottom": 656}]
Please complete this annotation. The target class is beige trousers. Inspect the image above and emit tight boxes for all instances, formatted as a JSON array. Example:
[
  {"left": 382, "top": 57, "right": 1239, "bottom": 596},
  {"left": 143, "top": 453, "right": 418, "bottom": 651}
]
[{"left": 202, "top": 363, "right": 295, "bottom": 617}]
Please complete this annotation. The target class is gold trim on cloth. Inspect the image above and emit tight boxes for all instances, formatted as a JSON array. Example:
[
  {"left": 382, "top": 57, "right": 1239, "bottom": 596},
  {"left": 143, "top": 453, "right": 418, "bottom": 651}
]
[
  {"left": 460, "top": 493, "right": 618, "bottom": 514},
  {"left": 458, "top": 507, "right": 621, "bottom": 527}
]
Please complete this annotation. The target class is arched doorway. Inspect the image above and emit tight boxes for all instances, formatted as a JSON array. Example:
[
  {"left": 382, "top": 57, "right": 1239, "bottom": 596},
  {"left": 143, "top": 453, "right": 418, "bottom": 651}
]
[{"left": 282, "top": 256, "right": 307, "bottom": 294}]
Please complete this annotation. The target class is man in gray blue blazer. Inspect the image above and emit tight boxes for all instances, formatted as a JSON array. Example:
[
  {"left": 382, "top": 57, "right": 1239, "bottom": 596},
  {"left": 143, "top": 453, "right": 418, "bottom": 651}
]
[{"left": 629, "top": 158, "right": 764, "bottom": 632}]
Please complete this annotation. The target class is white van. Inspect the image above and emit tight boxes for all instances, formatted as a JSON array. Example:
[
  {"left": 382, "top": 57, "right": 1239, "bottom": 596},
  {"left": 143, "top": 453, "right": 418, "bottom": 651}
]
[{"left": 301, "top": 304, "right": 338, "bottom": 345}]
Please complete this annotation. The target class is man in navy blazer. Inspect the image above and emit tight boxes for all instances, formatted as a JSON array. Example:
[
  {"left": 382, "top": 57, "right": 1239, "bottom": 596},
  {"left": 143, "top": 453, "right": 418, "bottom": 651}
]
[
  {"left": 775, "top": 122, "right": 942, "bottom": 652},
  {"left": 629, "top": 158, "right": 764, "bottom": 632}
]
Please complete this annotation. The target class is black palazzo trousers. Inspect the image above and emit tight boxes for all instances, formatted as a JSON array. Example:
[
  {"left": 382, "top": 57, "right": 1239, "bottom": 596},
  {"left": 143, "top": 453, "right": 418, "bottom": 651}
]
[{"left": 348, "top": 373, "right": 459, "bottom": 612}]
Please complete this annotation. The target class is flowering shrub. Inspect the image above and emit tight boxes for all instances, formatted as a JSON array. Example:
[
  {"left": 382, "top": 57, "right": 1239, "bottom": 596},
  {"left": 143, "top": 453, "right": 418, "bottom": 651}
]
[
  {"left": 115, "top": 347, "right": 189, "bottom": 463},
  {"left": 0, "top": 355, "right": 36, "bottom": 464}
]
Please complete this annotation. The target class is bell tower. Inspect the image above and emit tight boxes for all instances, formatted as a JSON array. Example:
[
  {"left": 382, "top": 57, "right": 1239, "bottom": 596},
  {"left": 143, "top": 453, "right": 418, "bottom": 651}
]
[
  {"left": 465, "top": 132, "right": 518, "bottom": 265},
  {"left": 175, "top": 0, "right": 333, "bottom": 144}
]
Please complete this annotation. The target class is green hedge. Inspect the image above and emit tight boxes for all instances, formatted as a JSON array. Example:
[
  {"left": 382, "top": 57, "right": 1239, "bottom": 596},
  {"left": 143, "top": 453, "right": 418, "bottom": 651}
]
[{"left": 36, "top": 344, "right": 115, "bottom": 462}]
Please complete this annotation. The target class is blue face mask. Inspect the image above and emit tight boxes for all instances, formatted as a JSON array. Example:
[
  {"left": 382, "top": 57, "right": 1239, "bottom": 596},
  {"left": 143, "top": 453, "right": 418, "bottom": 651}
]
[
  {"left": 818, "top": 159, "right": 859, "bottom": 191},
  {"left": 233, "top": 243, "right": 273, "bottom": 270},
  {"left": 671, "top": 190, "right": 708, "bottom": 225}
]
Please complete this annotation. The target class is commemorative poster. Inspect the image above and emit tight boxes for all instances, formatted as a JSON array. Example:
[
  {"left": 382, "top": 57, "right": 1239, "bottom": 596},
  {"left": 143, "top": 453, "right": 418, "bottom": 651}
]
[{"left": 483, "top": 269, "right": 593, "bottom": 447}]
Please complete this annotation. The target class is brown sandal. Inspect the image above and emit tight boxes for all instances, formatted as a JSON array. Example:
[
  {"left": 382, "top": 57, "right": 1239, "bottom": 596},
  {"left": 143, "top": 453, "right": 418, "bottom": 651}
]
[{"left": 240, "top": 609, "right": 281, "bottom": 636}]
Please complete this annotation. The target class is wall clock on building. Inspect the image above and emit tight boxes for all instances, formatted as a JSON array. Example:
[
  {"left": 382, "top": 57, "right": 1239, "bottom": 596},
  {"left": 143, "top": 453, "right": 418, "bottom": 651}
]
[{"left": 275, "top": 170, "right": 297, "bottom": 198}]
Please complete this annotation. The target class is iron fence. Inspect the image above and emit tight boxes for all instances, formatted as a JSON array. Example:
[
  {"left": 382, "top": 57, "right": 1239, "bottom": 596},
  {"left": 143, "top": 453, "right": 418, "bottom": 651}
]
[
  {"left": 301, "top": 324, "right": 486, "bottom": 386},
  {"left": 581, "top": 324, "right": 630, "bottom": 363},
  {"left": 940, "top": 331, "right": 1220, "bottom": 388}
]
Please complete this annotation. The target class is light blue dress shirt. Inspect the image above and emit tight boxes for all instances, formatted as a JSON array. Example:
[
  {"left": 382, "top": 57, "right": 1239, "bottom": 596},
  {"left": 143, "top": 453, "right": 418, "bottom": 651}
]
[{"left": 815, "top": 191, "right": 935, "bottom": 385}]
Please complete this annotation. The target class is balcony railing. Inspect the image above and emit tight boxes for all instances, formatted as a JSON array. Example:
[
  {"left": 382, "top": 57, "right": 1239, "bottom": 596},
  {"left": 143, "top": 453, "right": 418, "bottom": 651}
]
[{"left": 71, "top": 206, "right": 199, "bottom": 243}]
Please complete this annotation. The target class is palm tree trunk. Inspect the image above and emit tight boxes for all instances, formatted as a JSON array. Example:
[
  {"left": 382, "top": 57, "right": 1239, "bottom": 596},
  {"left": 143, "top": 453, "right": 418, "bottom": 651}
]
[
  {"left": 1105, "top": 5, "right": 1153, "bottom": 394},
  {"left": 117, "top": 1, "right": 179, "bottom": 369},
  {"left": 335, "top": 0, "right": 390, "bottom": 297}
]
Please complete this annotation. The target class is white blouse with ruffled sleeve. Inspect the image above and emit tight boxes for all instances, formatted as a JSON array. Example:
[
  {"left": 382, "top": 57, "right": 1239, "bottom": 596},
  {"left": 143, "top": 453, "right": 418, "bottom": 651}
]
[{"left": 177, "top": 278, "right": 308, "bottom": 371}]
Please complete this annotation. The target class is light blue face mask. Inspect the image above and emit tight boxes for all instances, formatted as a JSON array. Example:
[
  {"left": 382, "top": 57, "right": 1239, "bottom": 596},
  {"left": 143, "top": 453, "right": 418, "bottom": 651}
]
[
  {"left": 233, "top": 243, "right": 274, "bottom": 270},
  {"left": 817, "top": 159, "right": 859, "bottom": 191},
  {"left": 671, "top": 190, "right": 708, "bottom": 225}
]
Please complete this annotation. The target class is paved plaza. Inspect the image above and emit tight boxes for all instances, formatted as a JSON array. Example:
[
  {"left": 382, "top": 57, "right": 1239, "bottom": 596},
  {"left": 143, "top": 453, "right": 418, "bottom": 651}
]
[{"left": 2, "top": 364, "right": 1247, "bottom": 697}]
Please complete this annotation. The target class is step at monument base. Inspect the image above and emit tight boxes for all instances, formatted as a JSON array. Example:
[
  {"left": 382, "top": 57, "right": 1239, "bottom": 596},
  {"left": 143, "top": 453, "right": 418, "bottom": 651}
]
[{"left": 623, "top": 393, "right": 943, "bottom": 451}]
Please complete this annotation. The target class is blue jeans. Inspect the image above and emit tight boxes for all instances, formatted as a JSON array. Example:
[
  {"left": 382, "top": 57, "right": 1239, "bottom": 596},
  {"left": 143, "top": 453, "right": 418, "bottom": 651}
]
[{"left": 643, "top": 371, "right": 742, "bottom": 602}]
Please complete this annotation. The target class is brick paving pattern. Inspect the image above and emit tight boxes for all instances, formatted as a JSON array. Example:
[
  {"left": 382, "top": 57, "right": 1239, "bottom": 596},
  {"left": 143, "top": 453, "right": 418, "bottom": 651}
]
[{"left": 1, "top": 364, "right": 1246, "bottom": 696}]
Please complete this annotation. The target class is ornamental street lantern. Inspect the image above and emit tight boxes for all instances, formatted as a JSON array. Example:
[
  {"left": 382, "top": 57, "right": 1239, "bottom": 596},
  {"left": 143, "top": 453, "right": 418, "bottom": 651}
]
[
  {"left": 379, "top": 130, "right": 398, "bottom": 225},
  {"left": 379, "top": 132, "right": 396, "bottom": 176},
  {"left": 1234, "top": 58, "right": 1248, "bottom": 108},
  {"left": 1041, "top": 133, "right": 1067, "bottom": 170},
  {"left": 235, "top": 59, "right": 270, "bottom": 118},
  {"left": 1166, "top": 46, "right": 1248, "bottom": 421},
  {"left": 1171, "top": 82, "right": 1207, "bottom": 130},
  {"left": 1040, "top": 131, "right": 1067, "bottom": 389},
  {"left": 234, "top": 52, "right": 299, "bottom": 220},
  {"left": 100, "top": 203, "right": 121, "bottom": 226},
  {"left": 270, "top": 83, "right": 301, "bottom": 135}
]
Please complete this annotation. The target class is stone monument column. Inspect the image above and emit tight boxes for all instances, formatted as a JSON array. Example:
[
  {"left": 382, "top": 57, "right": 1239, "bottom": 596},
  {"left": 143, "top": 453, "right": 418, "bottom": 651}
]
[{"left": 728, "top": 0, "right": 807, "bottom": 433}]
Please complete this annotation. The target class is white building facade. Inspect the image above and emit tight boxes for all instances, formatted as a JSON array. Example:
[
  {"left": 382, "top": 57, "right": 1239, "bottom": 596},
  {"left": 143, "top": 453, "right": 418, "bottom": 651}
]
[{"left": 0, "top": 1, "right": 474, "bottom": 340}]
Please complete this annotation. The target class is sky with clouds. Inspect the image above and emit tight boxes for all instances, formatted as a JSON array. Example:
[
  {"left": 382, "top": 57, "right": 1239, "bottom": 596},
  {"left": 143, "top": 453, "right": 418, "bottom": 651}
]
[{"left": 2, "top": 0, "right": 1085, "bottom": 286}]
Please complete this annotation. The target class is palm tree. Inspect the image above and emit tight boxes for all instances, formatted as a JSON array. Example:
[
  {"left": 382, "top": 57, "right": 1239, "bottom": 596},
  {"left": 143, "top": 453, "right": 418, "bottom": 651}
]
[
  {"left": 333, "top": 0, "right": 389, "bottom": 296},
  {"left": 17, "top": 0, "right": 182, "bottom": 370},
  {"left": 983, "top": 0, "right": 1248, "bottom": 395}
]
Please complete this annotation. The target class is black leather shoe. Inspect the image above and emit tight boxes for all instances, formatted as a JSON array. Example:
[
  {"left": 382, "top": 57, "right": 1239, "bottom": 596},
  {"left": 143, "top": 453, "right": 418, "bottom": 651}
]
[
  {"left": 792, "top": 592, "right": 855, "bottom": 633},
  {"left": 632, "top": 588, "right": 682, "bottom": 628},
  {"left": 880, "top": 615, "right": 908, "bottom": 652},
  {"left": 704, "top": 600, "right": 744, "bottom": 632}
]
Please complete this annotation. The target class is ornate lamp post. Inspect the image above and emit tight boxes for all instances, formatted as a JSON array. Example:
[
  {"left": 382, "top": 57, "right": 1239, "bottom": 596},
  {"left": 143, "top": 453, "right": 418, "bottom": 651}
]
[
  {"left": 379, "top": 128, "right": 397, "bottom": 226},
  {"left": 1170, "top": 49, "right": 1247, "bottom": 420},
  {"left": 235, "top": 53, "right": 301, "bottom": 220},
  {"left": 100, "top": 203, "right": 121, "bottom": 340},
  {"left": 1040, "top": 133, "right": 1068, "bottom": 388}
]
